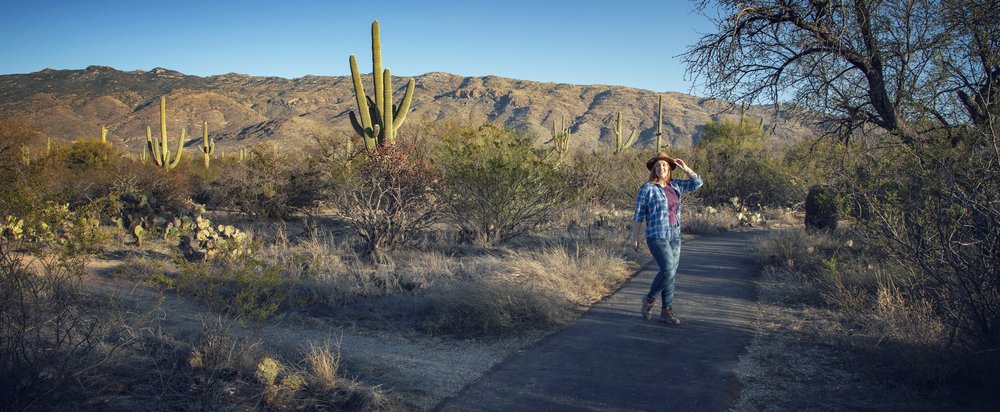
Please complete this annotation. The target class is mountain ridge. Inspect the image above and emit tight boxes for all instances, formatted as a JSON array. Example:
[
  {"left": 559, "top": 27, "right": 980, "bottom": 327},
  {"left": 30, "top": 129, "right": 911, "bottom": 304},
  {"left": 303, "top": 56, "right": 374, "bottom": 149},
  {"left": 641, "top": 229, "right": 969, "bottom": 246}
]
[{"left": 0, "top": 65, "right": 813, "bottom": 151}]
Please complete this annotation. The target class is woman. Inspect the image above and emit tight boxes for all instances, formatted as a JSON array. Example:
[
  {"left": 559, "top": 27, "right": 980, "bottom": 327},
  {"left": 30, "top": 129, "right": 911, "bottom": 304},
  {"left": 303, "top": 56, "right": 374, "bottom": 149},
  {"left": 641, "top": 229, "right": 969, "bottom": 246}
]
[{"left": 631, "top": 152, "right": 703, "bottom": 325}]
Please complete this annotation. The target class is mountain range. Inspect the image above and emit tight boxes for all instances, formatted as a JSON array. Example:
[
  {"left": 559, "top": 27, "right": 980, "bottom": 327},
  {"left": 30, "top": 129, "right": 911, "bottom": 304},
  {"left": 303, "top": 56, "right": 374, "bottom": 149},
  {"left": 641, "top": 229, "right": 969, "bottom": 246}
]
[{"left": 0, "top": 65, "right": 813, "bottom": 152}]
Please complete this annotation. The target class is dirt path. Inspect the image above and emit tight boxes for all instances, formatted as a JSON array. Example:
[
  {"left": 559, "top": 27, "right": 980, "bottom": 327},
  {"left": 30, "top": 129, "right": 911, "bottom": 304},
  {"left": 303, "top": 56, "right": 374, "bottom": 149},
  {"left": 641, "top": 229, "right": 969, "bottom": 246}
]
[{"left": 434, "top": 230, "right": 764, "bottom": 411}]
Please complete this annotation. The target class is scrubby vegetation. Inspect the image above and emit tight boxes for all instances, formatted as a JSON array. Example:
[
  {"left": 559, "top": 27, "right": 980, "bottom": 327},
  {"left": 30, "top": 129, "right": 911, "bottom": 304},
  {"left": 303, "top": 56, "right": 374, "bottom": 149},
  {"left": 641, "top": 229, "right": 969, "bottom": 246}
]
[{"left": 9, "top": 116, "right": 758, "bottom": 410}]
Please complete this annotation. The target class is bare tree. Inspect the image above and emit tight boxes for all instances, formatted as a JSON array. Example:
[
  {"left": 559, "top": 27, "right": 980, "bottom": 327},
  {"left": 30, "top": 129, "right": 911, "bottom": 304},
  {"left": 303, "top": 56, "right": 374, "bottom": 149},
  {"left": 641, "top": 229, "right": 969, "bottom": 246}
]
[{"left": 685, "top": 0, "right": 999, "bottom": 145}]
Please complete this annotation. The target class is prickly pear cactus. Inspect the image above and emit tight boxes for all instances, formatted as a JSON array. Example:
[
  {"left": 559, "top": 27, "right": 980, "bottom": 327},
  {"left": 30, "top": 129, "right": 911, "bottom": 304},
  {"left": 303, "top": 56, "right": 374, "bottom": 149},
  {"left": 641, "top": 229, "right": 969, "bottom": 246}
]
[
  {"left": 256, "top": 357, "right": 280, "bottom": 386},
  {"left": 178, "top": 216, "right": 250, "bottom": 261},
  {"left": 118, "top": 192, "right": 156, "bottom": 245}
]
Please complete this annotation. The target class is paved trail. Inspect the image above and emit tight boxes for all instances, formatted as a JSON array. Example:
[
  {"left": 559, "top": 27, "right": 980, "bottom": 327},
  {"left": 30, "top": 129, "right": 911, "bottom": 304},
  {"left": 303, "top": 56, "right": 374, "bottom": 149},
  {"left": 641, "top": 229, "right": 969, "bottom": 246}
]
[{"left": 436, "top": 230, "right": 764, "bottom": 411}]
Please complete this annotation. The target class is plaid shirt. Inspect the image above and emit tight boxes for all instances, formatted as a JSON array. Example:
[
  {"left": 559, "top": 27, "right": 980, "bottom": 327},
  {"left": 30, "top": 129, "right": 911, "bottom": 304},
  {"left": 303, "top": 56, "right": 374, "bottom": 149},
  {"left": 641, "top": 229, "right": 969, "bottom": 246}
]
[{"left": 632, "top": 175, "right": 704, "bottom": 239}]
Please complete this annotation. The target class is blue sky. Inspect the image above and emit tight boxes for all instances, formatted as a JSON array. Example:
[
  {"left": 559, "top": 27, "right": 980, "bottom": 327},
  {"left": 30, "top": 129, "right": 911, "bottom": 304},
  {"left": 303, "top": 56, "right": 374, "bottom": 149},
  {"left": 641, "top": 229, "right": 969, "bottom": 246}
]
[{"left": 0, "top": 0, "right": 716, "bottom": 93}]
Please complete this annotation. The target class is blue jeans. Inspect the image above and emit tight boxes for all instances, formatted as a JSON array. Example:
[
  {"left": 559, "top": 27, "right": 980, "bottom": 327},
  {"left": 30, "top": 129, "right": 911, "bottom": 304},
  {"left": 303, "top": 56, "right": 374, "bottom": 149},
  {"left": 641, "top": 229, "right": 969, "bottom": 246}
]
[{"left": 646, "top": 227, "right": 681, "bottom": 308}]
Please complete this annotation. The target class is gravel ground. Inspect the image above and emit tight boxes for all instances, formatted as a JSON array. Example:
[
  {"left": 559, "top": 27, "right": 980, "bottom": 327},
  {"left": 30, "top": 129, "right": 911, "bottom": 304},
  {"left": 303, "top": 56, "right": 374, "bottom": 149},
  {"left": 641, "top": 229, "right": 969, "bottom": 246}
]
[
  {"left": 84, "top": 261, "right": 542, "bottom": 411},
  {"left": 257, "top": 320, "right": 536, "bottom": 411}
]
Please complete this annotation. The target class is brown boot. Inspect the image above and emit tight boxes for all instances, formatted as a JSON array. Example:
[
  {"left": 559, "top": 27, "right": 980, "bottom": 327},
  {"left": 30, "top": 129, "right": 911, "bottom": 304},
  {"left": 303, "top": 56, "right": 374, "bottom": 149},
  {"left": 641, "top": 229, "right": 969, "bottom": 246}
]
[
  {"left": 660, "top": 307, "right": 681, "bottom": 326},
  {"left": 641, "top": 298, "right": 655, "bottom": 321}
]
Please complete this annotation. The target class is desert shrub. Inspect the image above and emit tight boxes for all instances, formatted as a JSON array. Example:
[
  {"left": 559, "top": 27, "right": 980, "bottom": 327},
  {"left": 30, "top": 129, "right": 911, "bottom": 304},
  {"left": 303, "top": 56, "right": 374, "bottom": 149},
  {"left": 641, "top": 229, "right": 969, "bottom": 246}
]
[
  {"left": 0, "top": 204, "right": 132, "bottom": 410},
  {"left": 197, "top": 144, "right": 328, "bottom": 219},
  {"left": 804, "top": 184, "right": 841, "bottom": 231},
  {"left": 847, "top": 129, "right": 1000, "bottom": 352},
  {"left": 683, "top": 117, "right": 807, "bottom": 209},
  {"left": 109, "top": 167, "right": 195, "bottom": 244},
  {"left": 331, "top": 143, "right": 442, "bottom": 260},
  {"left": 0, "top": 121, "right": 49, "bottom": 218},
  {"left": 175, "top": 254, "right": 292, "bottom": 322},
  {"left": 570, "top": 148, "right": 649, "bottom": 210},
  {"left": 40, "top": 139, "right": 128, "bottom": 207},
  {"left": 436, "top": 124, "right": 574, "bottom": 246}
]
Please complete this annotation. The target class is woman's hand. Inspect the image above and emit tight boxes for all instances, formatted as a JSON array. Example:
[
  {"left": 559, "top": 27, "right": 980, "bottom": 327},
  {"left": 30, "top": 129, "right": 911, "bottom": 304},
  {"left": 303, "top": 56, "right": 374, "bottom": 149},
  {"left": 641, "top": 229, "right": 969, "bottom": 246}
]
[
  {"left": 632, "top": 240, "right": 641, "bottom": 251},
  {"left": 674, "top": 158, "right": 696, "bottom": 175}
]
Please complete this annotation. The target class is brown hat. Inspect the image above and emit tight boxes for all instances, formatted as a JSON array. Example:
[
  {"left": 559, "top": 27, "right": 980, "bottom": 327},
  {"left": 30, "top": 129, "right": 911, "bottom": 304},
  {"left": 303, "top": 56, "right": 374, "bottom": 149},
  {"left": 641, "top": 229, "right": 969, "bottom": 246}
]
[{"left": 646, "top": 152, "right": 677, "bottom": 170}]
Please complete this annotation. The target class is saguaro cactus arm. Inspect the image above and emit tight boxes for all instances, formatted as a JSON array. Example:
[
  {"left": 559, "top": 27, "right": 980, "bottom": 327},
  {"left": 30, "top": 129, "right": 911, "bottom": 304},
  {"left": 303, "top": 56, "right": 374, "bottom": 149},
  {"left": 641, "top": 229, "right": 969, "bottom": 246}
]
[
  {"left": 383, "top": 69, "right": 395, "bottom": 144},
  {"left": 349, "top": 55, "right": 377, "bottom": 141},
  {"left": 392, "top": 78, "right": 415, "bottom": 131}
]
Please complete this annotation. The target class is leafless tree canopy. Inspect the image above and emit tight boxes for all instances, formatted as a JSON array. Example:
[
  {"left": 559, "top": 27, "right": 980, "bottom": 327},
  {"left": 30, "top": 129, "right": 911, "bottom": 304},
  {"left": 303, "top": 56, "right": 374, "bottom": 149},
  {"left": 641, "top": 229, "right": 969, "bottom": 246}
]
[{"left": 685, "top": 0, "right": 1000, "bottom": 144}]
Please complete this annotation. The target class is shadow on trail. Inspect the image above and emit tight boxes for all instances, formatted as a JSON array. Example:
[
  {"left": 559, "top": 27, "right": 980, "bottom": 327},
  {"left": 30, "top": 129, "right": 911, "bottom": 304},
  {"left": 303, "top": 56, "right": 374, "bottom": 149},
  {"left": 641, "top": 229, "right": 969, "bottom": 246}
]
[{"left": 435, "top": 230, "right": 767, "bottom": 412}]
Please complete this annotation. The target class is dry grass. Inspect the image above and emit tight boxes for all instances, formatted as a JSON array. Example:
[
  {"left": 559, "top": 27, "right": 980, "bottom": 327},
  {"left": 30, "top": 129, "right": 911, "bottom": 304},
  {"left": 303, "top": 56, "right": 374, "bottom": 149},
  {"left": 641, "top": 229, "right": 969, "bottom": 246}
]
[
  {"left": 737, "top": 228, "right": 997, "bottom": 410},
  {"left": 235, "top": 213, "right": 636, "bottom": 340},
  {"left": 683, "top": 207, "right": 737, "bottom": 235}
]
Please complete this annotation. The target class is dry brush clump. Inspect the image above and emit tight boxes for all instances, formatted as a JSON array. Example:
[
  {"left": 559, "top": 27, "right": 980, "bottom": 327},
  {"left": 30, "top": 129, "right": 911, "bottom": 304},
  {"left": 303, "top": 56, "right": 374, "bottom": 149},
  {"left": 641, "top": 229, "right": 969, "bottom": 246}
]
[
  {"left": 67, "top": 316, "right": 399, "bottom": 411},
  {"left": 420, "top": 245, "right": 631, "bottom": 339},
  {"left": 0, "top": 204, "right": 142, "bottom": 410},
  {"left": 194, "top": 143, "right": 330, "bottom": 220},
  {"left": 749, "top": 227, "right": 991, "bottom": 406},
  {"left": 250, "top": 224, "right": 632, "bottom": 339},
  {"left": 331, "top": 143, "right": 442, "bottom": 261}
]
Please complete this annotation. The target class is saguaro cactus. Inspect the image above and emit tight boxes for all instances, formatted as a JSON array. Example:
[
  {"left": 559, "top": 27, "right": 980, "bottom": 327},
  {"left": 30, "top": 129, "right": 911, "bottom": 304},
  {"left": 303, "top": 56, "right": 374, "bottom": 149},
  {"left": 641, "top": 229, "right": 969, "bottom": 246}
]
[
  {"left": 613, "top": 112, "right": 637, "bottom": 154},
  {"left": 199, "top": 121, "right": 214, "bottom": 168},
  {"left": 348, "top": 20, "right": 415, "bottom": 151},
  {"left": 101, "top": 125, "right": 109, "bottom": 144},
  {"left": 655, "top": 95, "right": 664, "bottom": 152},
  {"left": 146, "top": 96, "right": 185, "bottom": 170},
  {"left": 552, "top": 115, "right": 572, "bottom": 160}
]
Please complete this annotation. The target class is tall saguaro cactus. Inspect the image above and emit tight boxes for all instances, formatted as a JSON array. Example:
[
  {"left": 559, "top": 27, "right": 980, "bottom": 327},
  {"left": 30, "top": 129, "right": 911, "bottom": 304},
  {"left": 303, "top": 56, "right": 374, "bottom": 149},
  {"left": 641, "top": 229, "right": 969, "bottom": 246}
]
[
  {"left": 200, "top": 121, "right": 215, "bottom": 168},
  {"left": 349, "top": 20, "right": 415, "bottom": 151},
  {"left": 146, "top": 96, "right": 185, "bottom": 170},
  {"left": 613, "top": 112, "right": 637, "bottom": 154}
]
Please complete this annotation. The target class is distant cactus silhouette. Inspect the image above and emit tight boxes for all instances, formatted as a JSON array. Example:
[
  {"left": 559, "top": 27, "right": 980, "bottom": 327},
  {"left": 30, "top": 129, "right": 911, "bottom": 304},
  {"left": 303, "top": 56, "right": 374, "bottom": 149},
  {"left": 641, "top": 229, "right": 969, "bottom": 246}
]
[
  {"left": 349, "top": 20, "right": 415, "bottom": 151},
  {"left": 199, "top": 121, "right": 214, "bottom": 168},
  {"left": 655, "top": 95, "right": 664, "bottom": 152},
  {"left": 613, "top": 111, "right": 637, "bottom": 154},
  {"left": 552, "top": 114, "right": 571, "bottom": 160}
]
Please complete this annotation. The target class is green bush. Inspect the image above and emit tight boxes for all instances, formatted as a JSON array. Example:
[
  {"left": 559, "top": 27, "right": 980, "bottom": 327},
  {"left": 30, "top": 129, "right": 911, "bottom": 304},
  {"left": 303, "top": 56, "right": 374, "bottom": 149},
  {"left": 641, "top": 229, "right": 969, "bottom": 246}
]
[
  {"left": 436, "top": 124, "right": 574, "bottom": 246},
  {"left": 176, "top": 255, "right": 291, "bottom": 323},
  {"left": 685, "top": 117, "right": 807, "bottom": 209},
  {"left": 0, "top": 120, "right": 47, "bottom": 218}
]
